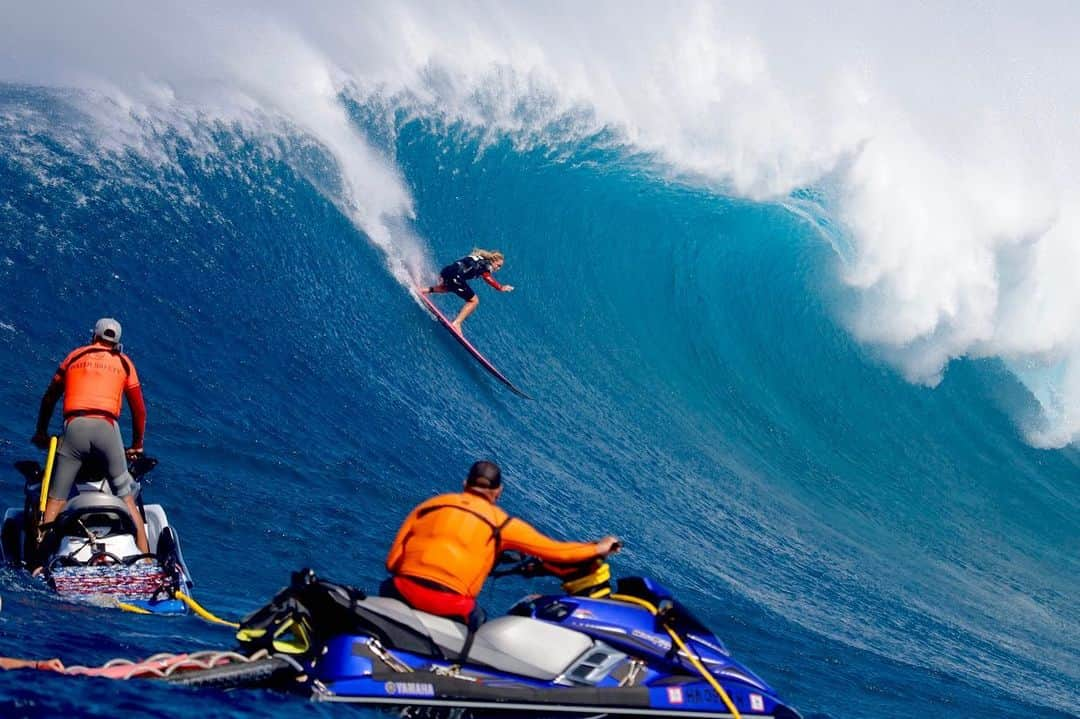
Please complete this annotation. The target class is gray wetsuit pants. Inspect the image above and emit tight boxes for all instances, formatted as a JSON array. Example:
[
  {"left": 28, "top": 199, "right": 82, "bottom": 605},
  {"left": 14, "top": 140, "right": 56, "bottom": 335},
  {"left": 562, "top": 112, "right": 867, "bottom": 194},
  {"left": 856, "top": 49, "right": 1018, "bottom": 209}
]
[{"left": 50, "top": 417, "right": 134, "bottom": 499}]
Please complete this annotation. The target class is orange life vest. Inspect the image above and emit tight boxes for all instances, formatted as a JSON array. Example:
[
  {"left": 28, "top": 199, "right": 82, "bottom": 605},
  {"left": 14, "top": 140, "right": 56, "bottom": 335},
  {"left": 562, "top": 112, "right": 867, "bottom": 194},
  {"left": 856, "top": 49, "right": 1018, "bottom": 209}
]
[
  {"left": 386, "top": 491, "right": 599, "bottom": 598},
  {"left": 54, "top": 343, "right": 141, "bottom": 420}
]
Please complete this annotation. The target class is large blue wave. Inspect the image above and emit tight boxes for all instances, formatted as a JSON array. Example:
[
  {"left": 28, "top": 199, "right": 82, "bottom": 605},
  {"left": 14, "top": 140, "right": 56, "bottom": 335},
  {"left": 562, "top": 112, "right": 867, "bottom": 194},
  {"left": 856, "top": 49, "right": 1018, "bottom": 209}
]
[{"left": 0, "top": 85, "right": 1076, "bottom": 719}]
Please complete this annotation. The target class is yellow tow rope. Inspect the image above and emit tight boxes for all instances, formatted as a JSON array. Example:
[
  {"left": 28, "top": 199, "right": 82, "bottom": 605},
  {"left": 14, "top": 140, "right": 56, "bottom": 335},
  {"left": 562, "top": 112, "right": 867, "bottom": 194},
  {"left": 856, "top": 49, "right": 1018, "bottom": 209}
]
[
  {"left": 116, "top": 601, "right": 152, "bottom": 615},
  {"left": 610, "top": 593, "right": 743, "bottom": 719},
  {"left": 39, "top": 436, "right": 58, "bottom": 514},
  {"left": 114, "top": 592, "right": 239, "bottom": 628},
  {"left": 175, "top": 591, "right": 240, "bottom": 628}
]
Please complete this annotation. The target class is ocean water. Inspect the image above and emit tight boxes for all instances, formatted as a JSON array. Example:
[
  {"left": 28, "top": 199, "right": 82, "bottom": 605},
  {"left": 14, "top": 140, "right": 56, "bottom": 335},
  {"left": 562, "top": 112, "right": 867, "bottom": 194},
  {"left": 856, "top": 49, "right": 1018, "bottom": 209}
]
[{"left": 0, "top": 5, "right": 1077, "bottom": 719}]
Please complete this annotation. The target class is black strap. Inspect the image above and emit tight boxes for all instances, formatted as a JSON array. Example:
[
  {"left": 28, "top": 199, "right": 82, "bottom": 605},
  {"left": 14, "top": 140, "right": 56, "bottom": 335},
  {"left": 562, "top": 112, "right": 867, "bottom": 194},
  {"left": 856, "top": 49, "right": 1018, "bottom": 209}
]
[
  {"left": 415, "top": 504, "right": 513, "bottom": 554},
  {"left": 456, "top": 610, "right": 483, "bottom": 665},
  {"left": 57, "top": 347, "right": 131, "bottom": 378},
  {"left": 492, "top": 516, "right": 512, "bottom": 554}
]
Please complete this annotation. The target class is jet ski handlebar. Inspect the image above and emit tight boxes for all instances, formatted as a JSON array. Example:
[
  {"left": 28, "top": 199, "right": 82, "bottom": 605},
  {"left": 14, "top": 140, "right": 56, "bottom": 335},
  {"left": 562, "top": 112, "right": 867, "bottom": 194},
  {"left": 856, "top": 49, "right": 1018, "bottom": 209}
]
[
  {"left": 13, "top": 455, "right": 158, "bottom": 489},
  {"left": 491, "top": 551, "right": 541, "bottom": 578},
  {"left": 128, "top": 456, "right": 158, "bottom": 481},
  {"left": 493, "top": 551, "right": 607, "bottom": 575}
]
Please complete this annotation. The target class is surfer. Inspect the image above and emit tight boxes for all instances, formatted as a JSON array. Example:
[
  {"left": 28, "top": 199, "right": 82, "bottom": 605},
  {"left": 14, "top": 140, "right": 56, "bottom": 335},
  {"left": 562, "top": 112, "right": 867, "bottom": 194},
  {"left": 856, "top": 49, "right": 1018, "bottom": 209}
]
[{"left": 422, "top": 249, "right": 514, "bottom": 332}]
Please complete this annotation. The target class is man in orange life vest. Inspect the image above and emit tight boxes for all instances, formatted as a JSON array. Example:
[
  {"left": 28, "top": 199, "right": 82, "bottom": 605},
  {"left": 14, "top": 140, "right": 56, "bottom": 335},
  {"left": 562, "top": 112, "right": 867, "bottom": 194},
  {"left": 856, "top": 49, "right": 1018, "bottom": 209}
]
[
  {"left": 31, "top": 318, "right": 149, "bottom": 554},
  {"left": 383, "top": 460, "right": 620, "bottom": 624}
]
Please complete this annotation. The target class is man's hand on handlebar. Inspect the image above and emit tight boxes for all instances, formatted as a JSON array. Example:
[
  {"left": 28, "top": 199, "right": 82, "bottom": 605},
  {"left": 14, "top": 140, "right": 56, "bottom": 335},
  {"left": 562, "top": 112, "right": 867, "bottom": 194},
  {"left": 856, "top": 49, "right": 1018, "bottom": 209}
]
[
  {"left": 125, "top": 446, "right": 144, "bottom": 461},
  {"left": 595, "top": 536, "right": 622, "bottom": 557}
]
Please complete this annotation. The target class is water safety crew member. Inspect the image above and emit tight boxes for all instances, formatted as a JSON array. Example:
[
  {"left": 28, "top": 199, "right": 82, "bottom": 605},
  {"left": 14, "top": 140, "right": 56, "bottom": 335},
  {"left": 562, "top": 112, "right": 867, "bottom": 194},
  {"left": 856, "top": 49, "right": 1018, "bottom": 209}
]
[
  {"left": 383, "top": 460, "right": 620, "bottom": 625},
  {"left": 31, "top": 318, "right": 149, "bottom": 555},
  {"left": 422, "top": 249, "right": 515, "bottom": 332}
]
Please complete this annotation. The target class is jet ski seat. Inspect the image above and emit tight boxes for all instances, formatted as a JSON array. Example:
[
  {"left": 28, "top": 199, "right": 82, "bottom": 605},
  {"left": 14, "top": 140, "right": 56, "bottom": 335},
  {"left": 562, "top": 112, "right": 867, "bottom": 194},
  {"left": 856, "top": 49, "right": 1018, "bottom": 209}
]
[
  {"left": 55, "top": 493, "right": 137, "bottom": 539},
  {"left": 470, "top": 616, "right": 595, "bottom": 680},
  {"left": 358, "top": 597, "right": 595, "bottom": 680},
  {"left": 358, "top": 597, "right": 470, "bottom": 654}
]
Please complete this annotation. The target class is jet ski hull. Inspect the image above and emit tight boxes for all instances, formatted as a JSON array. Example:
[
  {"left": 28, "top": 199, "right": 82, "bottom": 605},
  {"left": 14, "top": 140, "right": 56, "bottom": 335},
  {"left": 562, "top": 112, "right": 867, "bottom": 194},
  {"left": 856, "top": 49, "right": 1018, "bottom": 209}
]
[
  {"left": 310, "top": 637, "right": 796, "bottom": 718},
  {"left": 224, "top": 570, "right": 801, "bottom": 718}
]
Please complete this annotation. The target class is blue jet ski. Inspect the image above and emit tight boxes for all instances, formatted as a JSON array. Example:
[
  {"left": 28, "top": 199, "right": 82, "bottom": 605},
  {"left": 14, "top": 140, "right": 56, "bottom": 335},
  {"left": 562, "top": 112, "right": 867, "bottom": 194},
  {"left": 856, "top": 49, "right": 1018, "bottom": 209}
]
[
  {"left": 172, "top": 556, "right": 801, "bottom": 718},
  {"left": 1, "top": 454, "right": 193, "bottom": 614}
]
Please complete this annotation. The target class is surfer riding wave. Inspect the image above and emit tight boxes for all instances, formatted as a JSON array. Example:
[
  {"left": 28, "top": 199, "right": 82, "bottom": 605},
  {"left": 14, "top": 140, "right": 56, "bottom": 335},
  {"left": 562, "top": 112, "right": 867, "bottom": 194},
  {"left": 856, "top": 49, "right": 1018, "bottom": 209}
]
[{"left": 423, "top": 249, "right": 514, "bottom": 333}]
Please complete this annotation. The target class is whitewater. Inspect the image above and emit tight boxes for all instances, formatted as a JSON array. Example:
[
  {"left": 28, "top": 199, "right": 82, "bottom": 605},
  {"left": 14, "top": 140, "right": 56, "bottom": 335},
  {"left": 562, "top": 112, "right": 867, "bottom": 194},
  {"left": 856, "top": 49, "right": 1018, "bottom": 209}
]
[{"left": 0, "top": 3, "right": 1077, "bottom": 718}]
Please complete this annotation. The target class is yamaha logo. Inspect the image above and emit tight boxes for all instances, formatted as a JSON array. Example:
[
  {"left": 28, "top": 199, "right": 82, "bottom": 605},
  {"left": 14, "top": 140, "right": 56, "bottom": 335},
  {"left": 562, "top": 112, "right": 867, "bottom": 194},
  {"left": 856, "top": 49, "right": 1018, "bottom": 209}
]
[{"left": 384, "top": 681, "right": 435, "bottom": 697}]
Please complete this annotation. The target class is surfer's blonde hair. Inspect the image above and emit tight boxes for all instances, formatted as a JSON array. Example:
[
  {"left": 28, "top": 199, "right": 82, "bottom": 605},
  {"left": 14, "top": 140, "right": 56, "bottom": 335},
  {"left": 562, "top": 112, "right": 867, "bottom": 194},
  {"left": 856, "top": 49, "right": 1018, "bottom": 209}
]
[{"left": 472, "top": 249, "right": 504, "bottom": 264}]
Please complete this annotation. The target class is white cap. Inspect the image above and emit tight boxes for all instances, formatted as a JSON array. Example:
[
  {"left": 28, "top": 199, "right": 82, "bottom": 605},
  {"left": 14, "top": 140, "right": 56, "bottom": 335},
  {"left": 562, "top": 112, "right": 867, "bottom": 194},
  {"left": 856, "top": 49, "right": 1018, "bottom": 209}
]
[{"left": 93, "top": 317, "right": 122, "bottom": 344}]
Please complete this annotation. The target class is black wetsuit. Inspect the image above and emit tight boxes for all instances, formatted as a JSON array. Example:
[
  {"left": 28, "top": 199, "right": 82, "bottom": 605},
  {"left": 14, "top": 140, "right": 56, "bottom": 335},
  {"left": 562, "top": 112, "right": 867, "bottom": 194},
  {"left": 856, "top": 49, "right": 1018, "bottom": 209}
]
[{"left": 439, "top": 255, "right": 498, "bottom": 301}]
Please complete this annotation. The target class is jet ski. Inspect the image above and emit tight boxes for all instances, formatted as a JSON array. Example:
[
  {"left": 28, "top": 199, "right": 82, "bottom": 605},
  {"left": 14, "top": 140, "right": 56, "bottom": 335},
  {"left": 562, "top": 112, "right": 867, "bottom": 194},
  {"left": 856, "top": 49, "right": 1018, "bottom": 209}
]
[
  {"left": 172, "top": 556, "right": 801, "bottom": 718},
  {"left": 1, "top": 454, "right": 193, "bottom": 614}
]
